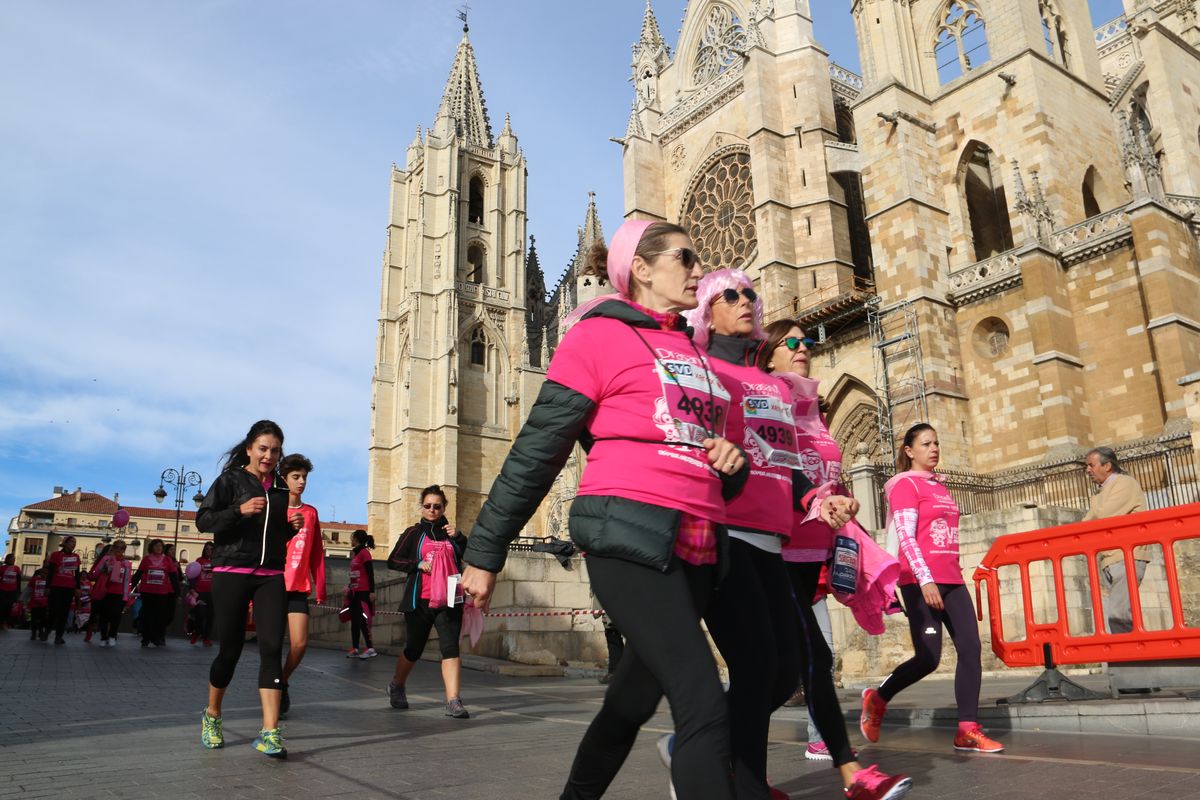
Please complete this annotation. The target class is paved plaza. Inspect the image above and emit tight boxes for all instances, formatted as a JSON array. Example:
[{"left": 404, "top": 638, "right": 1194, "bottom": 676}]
[{"left": 1, "top": 632, "right": 1199, "bottom": 799}]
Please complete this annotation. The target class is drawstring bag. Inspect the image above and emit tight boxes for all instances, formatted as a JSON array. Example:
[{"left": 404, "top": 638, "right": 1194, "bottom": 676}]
[
  {"left": 461, "top": 600, "right": 484, "bottom": 647},
  {"left": 426, "top": 541, "right": 463, "bottom": 609}
]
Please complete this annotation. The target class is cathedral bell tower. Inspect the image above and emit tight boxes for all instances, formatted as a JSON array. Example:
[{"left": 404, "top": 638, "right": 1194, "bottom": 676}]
[{"left": 369, "top": 20, "right": 542, "bottom": 545}]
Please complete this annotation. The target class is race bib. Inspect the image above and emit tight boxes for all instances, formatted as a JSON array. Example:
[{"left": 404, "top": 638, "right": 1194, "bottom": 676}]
[
  {"left": 145, "top": 569, "right": 166, "bottom": 586},
  {"left": 654, "top": 349, "right": 730, "bottom": 445},
  {"left": 741, "top": 391, "right": 802, "bottom": 469}
]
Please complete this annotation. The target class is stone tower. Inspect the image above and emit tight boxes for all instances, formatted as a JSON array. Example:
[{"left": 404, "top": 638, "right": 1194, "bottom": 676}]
[
  {"left": 368, "top": 23, "right": 547, "bottom": 545},
  {"left": 622, "top": 0, "right": 871, "bottom": 319}
]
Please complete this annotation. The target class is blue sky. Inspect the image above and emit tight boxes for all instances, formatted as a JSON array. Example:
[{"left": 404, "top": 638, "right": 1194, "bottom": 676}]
[{"left": 0, "top": 0, "right": 1127, "bottom": 542}]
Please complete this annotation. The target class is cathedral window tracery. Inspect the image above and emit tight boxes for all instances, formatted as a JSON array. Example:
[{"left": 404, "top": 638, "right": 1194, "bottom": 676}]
[
  {"left": 469, "top": 327, "right": 487, "bottom": 367},
  {"left": 680, "top": 147, "right": 757, "bottom": 272},
  {"left": 1039, "top": 1, "right": 1070, "bottom": 68},
  {"left": 934, "top": 1, "right": 990, "bottom": 86},
  {"left": 691, "top": 3, "right": 749, "bottom": 86}
]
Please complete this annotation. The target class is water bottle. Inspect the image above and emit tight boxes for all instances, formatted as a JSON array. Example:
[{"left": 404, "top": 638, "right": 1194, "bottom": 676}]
[{"left": 829, "top": 534, "right": 859, "bottom": 595}]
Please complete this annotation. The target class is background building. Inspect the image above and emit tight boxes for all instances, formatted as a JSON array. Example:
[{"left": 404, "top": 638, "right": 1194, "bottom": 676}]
[{"left": 5, "top": 487, "right": 365, "bottom": 576}]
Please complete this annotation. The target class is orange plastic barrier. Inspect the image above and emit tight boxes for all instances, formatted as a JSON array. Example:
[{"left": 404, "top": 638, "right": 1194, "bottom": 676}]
[{"left": 972, "top": 502, "right": 1200, "bottom": 668}]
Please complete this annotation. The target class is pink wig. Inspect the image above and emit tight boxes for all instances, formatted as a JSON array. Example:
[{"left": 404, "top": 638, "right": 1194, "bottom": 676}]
[{"left": 682, "top": 268, "right": 766, "bottom": 349}]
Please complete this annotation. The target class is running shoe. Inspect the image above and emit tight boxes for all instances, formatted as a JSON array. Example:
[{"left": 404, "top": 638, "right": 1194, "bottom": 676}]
[
  {"left": 805, "top": 741, "right": 832, "bottom": 761},
  {"left": 953, "top": 724, "right": 1005, "bottom": 753},
  {"left": 201, "top": 709, "right": 224, "bottom": 749},
  {"left": 84, "top": 631, "right": 92, "bottom": 643},
  {"left": 656, "top": 732, "right": 674, "bottom": 769},
  {"left": 109, "top": 636, "right": 118, "bottom": 647},
  {"left": 445, "top": 697, "right": 470, "bottom": 719},
  {"left": 859, "top": 687, "right": 887, "bottom": 743},
  {"left": 252, "top": 727, "right": 287, "bottom": 759},
  {"left": 844, "top": 765, "right": 912, "bottom": 800},
  {"left": 387, "top": 681, "right": 409, "bottom": 709},
  {"left": 359, "top": 647, "right": 378, "bottom": 660},
  {"left": 345, "top": 647, "right": 359, "bottom": 658},
  {"left": 280, "top": 686, "right": 290, "bottom": 716},
  {"left": 99, "top": 638, "right": 110, "bottom": 647},
  {"left": 189, "top": 632, "right": 199, "bottom": 645}
]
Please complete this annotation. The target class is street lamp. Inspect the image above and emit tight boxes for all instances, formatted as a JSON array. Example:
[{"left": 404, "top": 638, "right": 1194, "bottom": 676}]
[{"left": 154, "top": 466, "right": 205, "bottom": 554}]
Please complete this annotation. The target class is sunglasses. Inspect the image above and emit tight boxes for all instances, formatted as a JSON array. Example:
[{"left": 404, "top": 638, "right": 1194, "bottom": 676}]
[
  {"left": 422, "top": 503, "right": 444, "bottom": 510},
  {"left": 781, "top": 336, "right": 816, "bottom": 351},
  {"left": 645, "top": 247, "right": 700, "bottom": 269},
  {"left": 714, "top": 287, "right": 758, "bottom": 305}
]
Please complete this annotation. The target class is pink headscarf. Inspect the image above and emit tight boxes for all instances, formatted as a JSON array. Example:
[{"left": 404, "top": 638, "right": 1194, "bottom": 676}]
[
  {"left": 562, "top": 220, "right": 654, "bottom": 332},
  {"left": 681, "top": 268, "right": 766, "bottom": 349}
]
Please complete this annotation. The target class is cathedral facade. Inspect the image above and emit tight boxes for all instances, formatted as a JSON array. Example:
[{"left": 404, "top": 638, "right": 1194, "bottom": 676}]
[{"left": 370, "top": 1, "right": 1200, "bottom": 546}]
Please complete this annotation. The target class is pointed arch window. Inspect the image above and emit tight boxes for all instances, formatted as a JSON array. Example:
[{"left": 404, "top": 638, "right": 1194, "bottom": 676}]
[
  {"left": 1040, "top": 1, "right": 1070, "bottom": 68},
  {"left": 1081, "top": 166, "right": 1102, "bottom": 218},
  {"left": 468, "top": 176, "right": 484, "bottom": 224},
  {"left": 960, "top": 143, "right": 1014, "bottom": 261},
  {"left": 934, "top": 2, "right": 990, "bottom": 86},
  {"left": 469, "top": 327, "right": 487, "bottom": 367},
  {"left": 691, "top": 3, "right": 748, "bottom": 85},
  {"left": 466, "top": 244, "right": 485, "bottom": 284}
]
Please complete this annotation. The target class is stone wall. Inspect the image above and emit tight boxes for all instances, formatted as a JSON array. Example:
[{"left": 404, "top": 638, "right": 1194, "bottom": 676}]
[{"left": 308, "top": 552, "right": 606, "bottom": 669}]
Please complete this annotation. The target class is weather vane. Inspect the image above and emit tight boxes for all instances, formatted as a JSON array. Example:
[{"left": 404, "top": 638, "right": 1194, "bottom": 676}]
[{"left": 457, "top": 4, "right": 470, "bottom": 32}]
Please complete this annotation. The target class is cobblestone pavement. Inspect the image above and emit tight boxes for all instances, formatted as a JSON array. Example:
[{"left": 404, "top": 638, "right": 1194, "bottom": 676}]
[{"left": 1, "top": 632, "right": 1198, "bottom": 799}]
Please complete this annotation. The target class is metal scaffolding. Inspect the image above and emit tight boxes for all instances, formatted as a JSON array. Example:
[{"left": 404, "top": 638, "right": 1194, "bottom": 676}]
[{"left": 869, "top": 299, "right": 929, "bottom": 461}]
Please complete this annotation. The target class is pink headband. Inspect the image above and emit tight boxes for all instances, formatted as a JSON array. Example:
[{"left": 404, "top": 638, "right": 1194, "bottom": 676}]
[{"left": 606, "top": 219, "right": 654, "bottom": 298}]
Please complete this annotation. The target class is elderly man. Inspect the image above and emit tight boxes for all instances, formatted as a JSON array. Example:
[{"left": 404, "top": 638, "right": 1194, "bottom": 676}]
[{"left": 1083, "top": 447, "right": 1148, "bottom": 634}]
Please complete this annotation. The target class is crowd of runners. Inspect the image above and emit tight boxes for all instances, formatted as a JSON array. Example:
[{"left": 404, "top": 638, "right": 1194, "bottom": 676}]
[{"left": 2, "top": 221, "right": 1004, "bottom": 798}]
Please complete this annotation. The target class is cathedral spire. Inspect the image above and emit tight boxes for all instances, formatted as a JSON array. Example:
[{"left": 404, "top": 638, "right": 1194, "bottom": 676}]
[
  {"left": 637, "top": 0, "right": 667, "bottom": 53},
  {"left": 580, "top": 191, "right": 605, "bottom": 251},
  {"left": 436, "top": 23, "right": 494, "bottom": 147}
]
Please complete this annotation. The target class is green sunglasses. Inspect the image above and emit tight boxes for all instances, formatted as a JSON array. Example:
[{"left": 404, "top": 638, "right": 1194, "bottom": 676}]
[{"left": 782, "top": 336, "right": 816, "bottom": 351}]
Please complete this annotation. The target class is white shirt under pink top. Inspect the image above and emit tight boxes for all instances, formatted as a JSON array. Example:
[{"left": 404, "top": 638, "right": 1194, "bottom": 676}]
[{"left": 885, "top": 470, "right": 963, "bottom": 586}]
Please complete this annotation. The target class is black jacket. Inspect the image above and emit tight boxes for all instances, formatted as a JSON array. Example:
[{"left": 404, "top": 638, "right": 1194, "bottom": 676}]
[
  {"left": 388, "top": 517, "right": 465, "bottom": 613},
  {"left": 706, "top": 332, "right": 818, "bottom": 514},
  {"left": 196, "top": 468, "right": 293, "bottom": 570},
  {"left": 464, "top": 300, "right": 749, "bottom": 575}
]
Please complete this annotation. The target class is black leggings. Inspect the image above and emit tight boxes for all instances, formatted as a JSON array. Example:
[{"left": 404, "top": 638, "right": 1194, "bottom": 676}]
[
  {"left": 404, "top": 600, "right": 462, "bottom": 660},
  {"left": 208, "top": 572, "right": 286, "bottom": 691},
  {"left": 350, "top": 592, "right": 373, "bottom": 650},
  {"left": 140, "top": 594, "right": 174, "bottom": 643},
  {"left": 561, "top": 555, "right": 732, "bottom": 800},
  {"left": 98, "top": 595, "right": 125, "bottom": 640},
  {"left": 29, "top": 607, "right": 48, "bottom": 638},
  {"left": 48, "top": 587, "right": 74, "bottom": 639},
  {"left": 786, "top": 561, "right": 856, "bottom": 767},
  {"left": 703, "top": 539, "right": 801, "bottom": 800},
  {"left": 879, "top": 582, "right": 982, "bottom": 723},
  {"left": 196, "top": 591, "right": 214, "bottom": 639}
]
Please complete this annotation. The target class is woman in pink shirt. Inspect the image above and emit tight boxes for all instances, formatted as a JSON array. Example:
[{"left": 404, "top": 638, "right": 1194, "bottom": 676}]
[
  {"left": 0, "top": 553, "right": 22, "bottom": 631},
  {"left": 92, "top": 540, "right": 132, "bottom": 646},
  {"left": 46, "top": 535, "right": 82, "bottom": 644},
  {"left": 460, "top": 220, "right": 748, "bottom": 800},
  {"left": 859, "top": 423, "right": 1004, "bottom": 753},
  {"left": 26, "top": 567, "right": 50, "bottom": 641},
  {"left": 345, "top": 530, "right": 377, "bottom": 659},
  {"left": 131, "top": 538, "right": 180, "bottom": 647},
  {"left": 191, "top": 542, "right": 215, "bottom": 646},
  {"left": 758, "top": 320, "right": 911, "bottom": 799}
]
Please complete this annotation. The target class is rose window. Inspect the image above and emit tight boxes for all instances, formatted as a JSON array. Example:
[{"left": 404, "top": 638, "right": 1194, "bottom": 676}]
[{"left": 681, "top": 149, "right": 757, "bottom": 271}]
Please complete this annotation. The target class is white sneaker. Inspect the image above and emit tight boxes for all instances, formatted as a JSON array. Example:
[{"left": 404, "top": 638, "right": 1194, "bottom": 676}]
[
  {"left": 109, "top": 637, "right": 117, "bottom": 647},
  {"left": 359, "top": 647, "right": 378, "bottom": 660},
  {"left": 99, "top": 639, "right": 109, "bottom": 647}
]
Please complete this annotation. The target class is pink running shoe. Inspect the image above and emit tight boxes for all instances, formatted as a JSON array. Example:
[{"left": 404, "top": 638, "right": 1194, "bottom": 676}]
[
  {"left": 805, "top": 741, "right": 832, "bottom": 761},
  {"left": 859, "top": 687, "right": 887, "bottom": 743},
  {"left": 844, "top": 765, "right": 912, "bottom": 800}
]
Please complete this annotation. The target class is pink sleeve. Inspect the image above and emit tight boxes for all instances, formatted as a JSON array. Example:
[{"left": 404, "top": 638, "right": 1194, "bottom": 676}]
[
  {"left": 546, "top": 321, "right": 603, "bottom": 402},
  {"left": 889, "top": 478, "right": 933, "bottom": 586}
]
